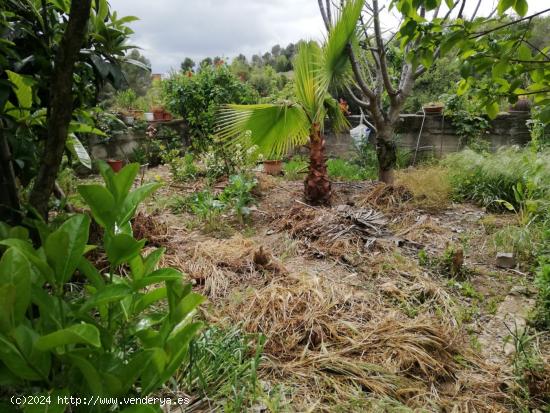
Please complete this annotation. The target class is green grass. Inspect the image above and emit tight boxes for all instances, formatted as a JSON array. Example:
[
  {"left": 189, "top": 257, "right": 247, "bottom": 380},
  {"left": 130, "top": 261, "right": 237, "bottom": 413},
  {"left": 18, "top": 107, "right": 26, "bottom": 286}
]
[
  {"left": 283, "top": 157, "right": 308, "bottom": 180},
  {"left": 327, "top": 158, "right": 370, "bottom": 181},
  {"left": 176, "top": 326, "right": 267, "bottom": 412}
]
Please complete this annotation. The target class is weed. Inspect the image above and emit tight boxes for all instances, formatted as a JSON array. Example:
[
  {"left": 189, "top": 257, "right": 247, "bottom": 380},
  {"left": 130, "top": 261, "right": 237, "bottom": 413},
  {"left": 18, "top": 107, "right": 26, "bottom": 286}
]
[
  {"left": 162, "top": 149, "right": 198, "bottom": 182},
  {"left": 395, "top": 165, "right": 451, "bottom": 210}
]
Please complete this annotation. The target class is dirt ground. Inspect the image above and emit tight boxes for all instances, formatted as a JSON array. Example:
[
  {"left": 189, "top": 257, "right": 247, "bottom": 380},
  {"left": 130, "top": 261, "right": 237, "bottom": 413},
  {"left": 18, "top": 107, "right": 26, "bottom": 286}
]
[{"left": 136, "top": 166, "right": 549, "bottom": 412}]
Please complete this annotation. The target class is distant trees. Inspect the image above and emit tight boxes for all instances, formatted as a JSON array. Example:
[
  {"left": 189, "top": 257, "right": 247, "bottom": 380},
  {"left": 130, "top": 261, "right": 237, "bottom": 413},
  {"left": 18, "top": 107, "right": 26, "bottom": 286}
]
[{"left": 181, "top": 57, "right": 195, "bottom": 72}]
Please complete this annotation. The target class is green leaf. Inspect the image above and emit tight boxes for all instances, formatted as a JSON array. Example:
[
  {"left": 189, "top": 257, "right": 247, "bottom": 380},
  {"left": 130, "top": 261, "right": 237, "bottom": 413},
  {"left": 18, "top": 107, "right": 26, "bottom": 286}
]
[
  {"left": 513, "top": 0, "right": 528, "bottom": 16},
  {"left": 132, "top": 268, "right": 183, "bottom": 290},
  {"left": 66, "top": 134, "right": 92, "bottom": 169},
  {"left": 518, "top": 44, "right": 531, "bottom": 61},
  {"left": 0, "top": 333, "right": 43, "bottom": 380},
  {"left": 0, "top": 248, "right": 31, "bottom": 329},
  {"left": 118, "top": 182, "right": 162, "bottom": 225},
  {"left": 497, "top": 0, "right": 515, "bottom": 15},
  {"left": 486, "top": 101, "right": 500, "bottom": 119},
  {"left": 77, "top": 185, "right": 116, "bottom": 229},
  {"left": 23, "top": 389, "right": 68, "bottom": 413},
  {"left": 5, "top": 70, "right": 33, "bottom": 117},
  {"left": 492, "top": 61, "right": 508, "bottom": 78},
  {"left": 67, "top": 354, "right": 103, "bottom": 394},
  {"left": 105, "top": 233, "right": 145, "bottom": 267},
  {"left": 35, "top": 324, "right": 101, "bottom": 351},
  {"left": 80, "top": 284, "right": 132, "bottom": 313},
  {"left": 44, "top": 214, "right": 90, "bottom": 285},
  {"left": 171, "top": 292, "right": 205, "bottom": 325},
  {"left": 217, "top": 103, "right": 310, "bottom": 158},
  {"left": 12, "top": 325, "right": 51, "bottom": 380}
]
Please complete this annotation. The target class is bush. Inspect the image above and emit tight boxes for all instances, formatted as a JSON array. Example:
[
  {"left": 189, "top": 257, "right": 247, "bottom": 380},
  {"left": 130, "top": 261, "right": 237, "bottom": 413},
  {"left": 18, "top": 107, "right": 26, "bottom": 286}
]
[
  {"left": 162, "top": 65, "right": 258, "bottom": 151},
  {"left": 0, "top": 162, "right": 204, "bottom": 411},
  {"left": 200, "top": 137, "right": 261, "bottom": 181},
  {"left": 162, "top": 150, "right": 198, "bottom": 182}
]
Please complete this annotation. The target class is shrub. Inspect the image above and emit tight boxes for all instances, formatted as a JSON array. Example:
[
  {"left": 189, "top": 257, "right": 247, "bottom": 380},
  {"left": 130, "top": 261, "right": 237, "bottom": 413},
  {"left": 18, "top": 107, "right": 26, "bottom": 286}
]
[
  {"left": 162, "top": 65, "right": 258, "bottom": 151},
  {"left": 0, "top": 162, "right": 204, "bottom": 411},
  {"left": 162, "top": 150, "right": 198, "bottom": 182},
  {"left": 200, "top": 136, "right": 261, "bottom": 181}
]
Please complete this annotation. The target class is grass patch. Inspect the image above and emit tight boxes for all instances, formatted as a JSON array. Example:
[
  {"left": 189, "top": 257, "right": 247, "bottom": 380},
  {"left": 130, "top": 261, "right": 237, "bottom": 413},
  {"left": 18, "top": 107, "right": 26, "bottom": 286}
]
[
  {"left": 396, "top": 165, "right": 451, "bottom": 209},
  {"left": 327, "top": 158, "right": 369, "bottom": 181},
  {"left": 176, "top": 326, "right": 266, "bottom": 412},
  {"left": 283, "top": 157, "right": 308, "bottom": 180}
]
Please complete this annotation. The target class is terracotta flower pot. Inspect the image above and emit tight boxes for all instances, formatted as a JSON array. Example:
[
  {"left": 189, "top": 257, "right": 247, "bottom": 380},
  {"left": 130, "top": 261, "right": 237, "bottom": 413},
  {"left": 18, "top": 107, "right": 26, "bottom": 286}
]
[
  {"left": 153, "top": 109, "right": 164, "bottom": 121},
  {"left": 423, "top": 103, "right": 444, "bottom": 114},
  {"left": 263, "top": 160, "right": 282, "bottom": 175},
  {"left": 106, "top": 159, "right": 124, "bottom": 172},
  {"left": 163, "top": 112, "right": 173, "bottom": 121}
]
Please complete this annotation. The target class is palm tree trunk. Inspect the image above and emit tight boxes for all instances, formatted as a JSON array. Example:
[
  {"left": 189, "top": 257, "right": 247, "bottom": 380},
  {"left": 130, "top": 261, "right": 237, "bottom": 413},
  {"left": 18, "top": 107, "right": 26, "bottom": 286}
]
[{"left": 304, "top": 123, "right": 331, "bottom": 205}]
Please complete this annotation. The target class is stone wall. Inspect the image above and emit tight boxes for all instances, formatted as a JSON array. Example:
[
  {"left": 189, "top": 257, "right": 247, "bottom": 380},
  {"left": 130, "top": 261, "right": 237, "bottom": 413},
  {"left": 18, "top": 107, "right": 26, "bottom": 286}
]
[{"left": 324, "top": 111, "right": 532, "bottom": 160}]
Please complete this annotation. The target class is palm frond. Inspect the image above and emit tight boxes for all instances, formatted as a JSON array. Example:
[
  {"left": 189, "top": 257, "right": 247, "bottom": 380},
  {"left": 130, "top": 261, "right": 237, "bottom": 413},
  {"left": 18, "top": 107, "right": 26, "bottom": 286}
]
[
  {"left": 216, "top": 103, "right": 311, "bottom": 158},
  {"left": 293, "top": 41, "right": 324, "bottom": 120},
  {"left": 322, "top": 0, "right": 363, "bottom": 90},
  {"left": 324, "top": 94, "right": 349, "bottom": 133}
]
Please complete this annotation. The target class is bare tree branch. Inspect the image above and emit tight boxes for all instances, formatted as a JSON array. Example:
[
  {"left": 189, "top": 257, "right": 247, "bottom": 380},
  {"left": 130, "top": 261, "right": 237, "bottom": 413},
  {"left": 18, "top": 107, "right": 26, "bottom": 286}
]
[
  {"left": 372, "top": 0, "right": 397, "bottom": 99},
  {"left": 318, "top": 0, "right": 330, "bottom": 30}
]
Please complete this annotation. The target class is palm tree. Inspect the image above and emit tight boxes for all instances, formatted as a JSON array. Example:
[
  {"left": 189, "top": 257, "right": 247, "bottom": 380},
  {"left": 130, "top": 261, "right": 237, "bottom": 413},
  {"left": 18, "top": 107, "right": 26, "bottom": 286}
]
[{"left": 216, "top": 0, "right": 363, "bottom": 205}]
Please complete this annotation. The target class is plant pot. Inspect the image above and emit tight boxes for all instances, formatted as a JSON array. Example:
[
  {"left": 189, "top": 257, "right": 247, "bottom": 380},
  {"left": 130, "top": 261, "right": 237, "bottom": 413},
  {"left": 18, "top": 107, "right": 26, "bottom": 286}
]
[
  {"left": 263, "top": 160, "right": 282, "bottom": 175},
  {"left": 106, "top": 159, "right": 124, "bottom": 172},
  {"left": 130, "top": 109, "right": 144, "bottom": 120},
  {"left": 509, "top": 97, "right": 531, "bottom": 112},
  {"left": 423, "top": 103, "right": 444, "bottom": 114},
  {"left": 123, "top": 115, "right": 135, "bottom": 125},
  {"left": 153, "top": 109, "right": 164, "bottom": 121},
  {"left": 163, "top": 112, "right": 173, "bottom": 121},
  {"left": 144, "top": 112, "right": 154, "bottom": 122}
]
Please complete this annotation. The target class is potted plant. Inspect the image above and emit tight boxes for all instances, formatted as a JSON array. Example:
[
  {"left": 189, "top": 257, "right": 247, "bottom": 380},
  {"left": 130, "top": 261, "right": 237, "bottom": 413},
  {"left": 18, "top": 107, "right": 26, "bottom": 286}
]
[
  {"left": 263, "top": 154, "right": 283, "bottom": 175},
  {"left": 509, "top": 96, "right": 531, "bottom": 112},
  {"left": 152, "top": 105, "right": 165, "bottom": 121},
  {"left": 106, "top": 159, "right": 124, "bottom": 172},
  {"left": 422, "top": 101, "right": 444, "bottom": 114}
]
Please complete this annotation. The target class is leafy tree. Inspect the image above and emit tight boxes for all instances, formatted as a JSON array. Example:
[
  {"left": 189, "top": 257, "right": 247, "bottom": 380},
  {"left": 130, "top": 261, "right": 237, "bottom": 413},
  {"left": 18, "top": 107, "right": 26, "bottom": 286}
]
[
  {"left": 319, "top": 0, "right": 549, "bottom": 184},
  {"left": 181, "top": 57, "right": 196, "bottom": 72},
  {"left": 0, "top": 0, "right": 140, "bottom": 221},
  {"left": 162, "top": 64, "right": 258, "bottom": 151},
  {"left": 217, "top": 1, "right": 363, "bottom": 205},
  {"left": 200, "top": 57, "right": 213, "bottom": 67}
]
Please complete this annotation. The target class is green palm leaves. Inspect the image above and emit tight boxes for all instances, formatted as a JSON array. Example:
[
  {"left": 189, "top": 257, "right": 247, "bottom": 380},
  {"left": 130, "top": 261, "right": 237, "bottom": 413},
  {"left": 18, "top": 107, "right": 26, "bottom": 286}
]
[{"left": 216, "top": 0, "right": 363, "bottom": 158}]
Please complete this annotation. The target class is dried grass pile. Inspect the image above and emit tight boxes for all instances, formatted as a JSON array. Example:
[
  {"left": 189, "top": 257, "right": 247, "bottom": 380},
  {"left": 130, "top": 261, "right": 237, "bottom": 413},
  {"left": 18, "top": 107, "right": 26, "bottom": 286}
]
[
  {"left": 356, "top": 182, "right": 413, "bottom": 211},
  {"left": 176, "top": 235, "right": 285, "bottom": 298},
  {"left": 132, "top": 211, "right": 168, "bottom": 246},
  {"left": 276, "top": 204, "right": 387, "bottom": 258},
  {"left": 221, "top": 272, "right": 508, "bottom": 411}
]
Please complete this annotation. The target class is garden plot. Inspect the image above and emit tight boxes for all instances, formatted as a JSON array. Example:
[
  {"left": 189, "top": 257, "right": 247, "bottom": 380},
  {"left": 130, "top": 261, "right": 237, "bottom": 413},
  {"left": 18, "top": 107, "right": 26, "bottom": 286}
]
[{"left": 133, "top": 166, "right": 549, "bottom": 412}]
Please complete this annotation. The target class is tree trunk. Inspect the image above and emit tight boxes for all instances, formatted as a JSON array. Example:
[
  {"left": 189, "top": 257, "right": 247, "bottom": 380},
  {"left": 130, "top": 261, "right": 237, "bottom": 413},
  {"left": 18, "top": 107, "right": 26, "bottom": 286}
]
[
  {"left": 304, "top": 123, "right": 331, "bottom": 205},
  {"left": 376, "top": 124, "right": 397, "bottom": 185},
  {"left": 28, "top": 0, "right": 92, "bottom": 220},
  {"left": 0, "top": 128, "right": 20, "bottom": 224}
]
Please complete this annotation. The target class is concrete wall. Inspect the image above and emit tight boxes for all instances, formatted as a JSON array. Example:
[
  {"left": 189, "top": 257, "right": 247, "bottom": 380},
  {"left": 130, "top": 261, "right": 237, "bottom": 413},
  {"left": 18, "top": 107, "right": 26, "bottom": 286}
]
[
  {"left": 324, "top": 111, "right": 532, "bottom": 160},
  {"left": 89, "top": 120, "right": 188, "bottom": 161},
  {"left": 89, "top": 112, "right": 532, "bottom": 162}
]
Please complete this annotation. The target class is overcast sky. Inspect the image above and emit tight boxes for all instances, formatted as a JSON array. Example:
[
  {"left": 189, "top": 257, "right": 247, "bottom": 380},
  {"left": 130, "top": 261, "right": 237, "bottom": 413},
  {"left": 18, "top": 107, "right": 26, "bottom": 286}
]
[{"left": 109, "top": 0, "right": 550, "bottom": 73}]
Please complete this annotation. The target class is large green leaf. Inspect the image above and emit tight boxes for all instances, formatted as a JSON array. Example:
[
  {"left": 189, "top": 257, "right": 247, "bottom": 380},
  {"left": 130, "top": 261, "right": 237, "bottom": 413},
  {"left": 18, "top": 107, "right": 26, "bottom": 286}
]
[
  {"left": 217, "top": 103, "right": 310, "bottom": 158},
  {"left": 0, "top": 248, "right": 31, "bottom": 329},
  {"left": 44, "top": 214, "right": 90, "bottom": 285},
  {"left": 322, "top": 0, "right": 363, "bottom": 90},
  {"left": 0, "top": 333, "right": 43, "bottom": 380},
  {"left": 132, "top": 268, "right": 183, "bottom": 290},
  {"left": 67, "top": 354, "right": 103, "bottom": 395},
  {"left": 77, "top": 185, "right": 116, "bottom": 229},
  {"left": 80, "top": 283, "right": 132, "bottom": 313},
  {"left": 5, "top": 70, "right": 33, "bottom": 118},
  {"left": 35, "top": 324, "right": 101, "bottom": 351},
  {"left": 104, "top": 233, "right": 145, "bottom": 266},
  {"left": 66, "top": 134, "right": 92, "bottom": 169},
  {"left": 12, "top": 325, "right": 51, "bottom": 380},
  {"left": 118, "top": 182, "right": 162, "bottom": 226}
]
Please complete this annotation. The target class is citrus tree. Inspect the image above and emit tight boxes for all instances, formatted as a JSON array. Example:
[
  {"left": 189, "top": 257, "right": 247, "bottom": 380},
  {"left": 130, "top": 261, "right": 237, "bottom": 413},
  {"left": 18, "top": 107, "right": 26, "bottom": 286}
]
[{"left": 217, "top": 0, "right": 363, "bottom": 205}]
